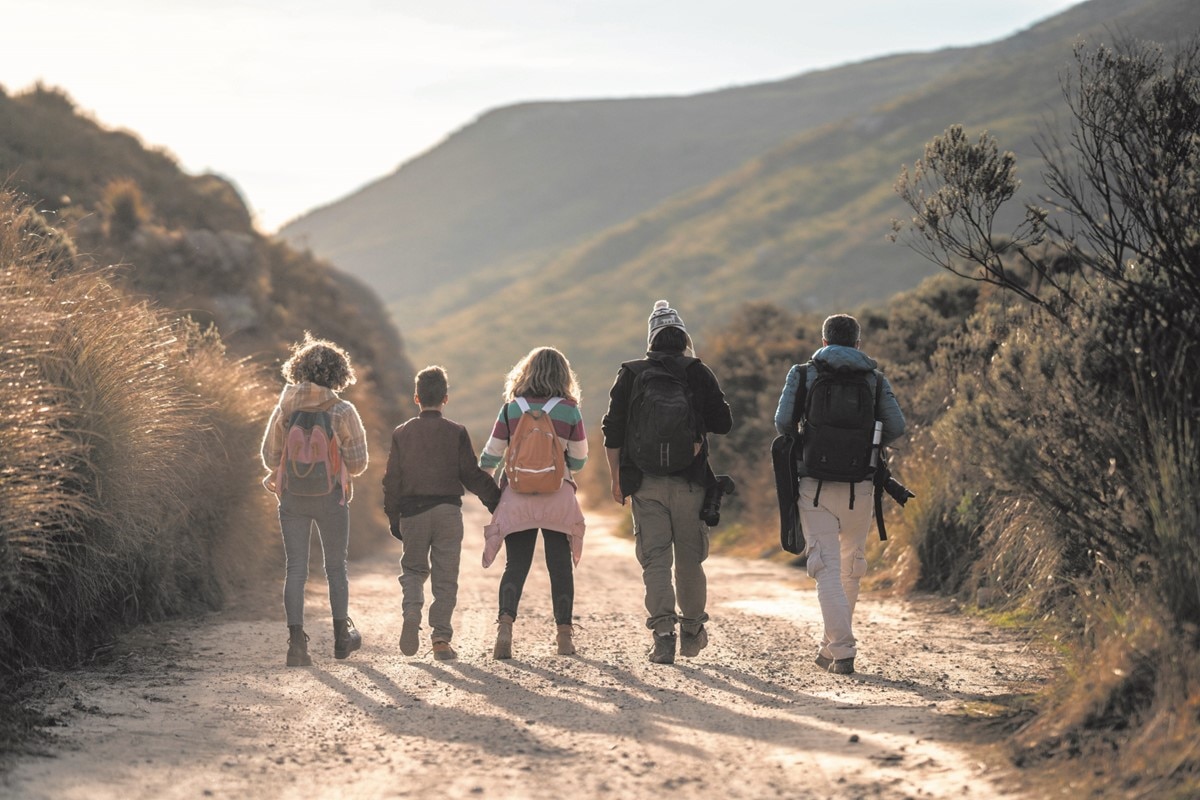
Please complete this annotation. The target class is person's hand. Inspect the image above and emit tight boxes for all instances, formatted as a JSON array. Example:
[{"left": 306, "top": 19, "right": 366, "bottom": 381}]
[
  {"left": 610, "top": 481, "right": 625, "bottom": 506},
  {"left": 389, "top": 517, "right": 403, "bottom": 541}
]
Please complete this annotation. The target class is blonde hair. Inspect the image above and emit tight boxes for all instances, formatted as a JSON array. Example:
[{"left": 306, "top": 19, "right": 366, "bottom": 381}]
[{"left": 504, "top": 346, "right": 580, "bottom": 403}]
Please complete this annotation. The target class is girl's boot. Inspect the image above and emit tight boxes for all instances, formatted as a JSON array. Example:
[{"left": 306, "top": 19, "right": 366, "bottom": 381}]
[
  {"left": 494, "top": 614, "right": 514, "bottom": 660},
  {"left": 287, "top": 625, "right": 312, "bottom": 667},
  {"left": 556, "top": 624, "right": 576, "bottom": 656}
]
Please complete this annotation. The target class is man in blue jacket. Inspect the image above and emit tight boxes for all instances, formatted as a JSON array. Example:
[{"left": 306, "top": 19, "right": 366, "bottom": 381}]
[{"left": 774, "top": 314, "right": 906, "bottom": 675}]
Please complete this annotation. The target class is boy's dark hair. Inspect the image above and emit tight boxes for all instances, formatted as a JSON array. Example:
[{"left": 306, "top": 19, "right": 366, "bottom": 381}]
[
  {"left": 282, "top": 332, "right": 356, "bottom": 391},
  {"left": 415, "top": 366, "right": 449, "bottom": 407},
  {"left": 649, "top": 326, "right": 689, "bottom": 354},
  {"left": 821, "top": 314, "right": 861, "bottom": 347}
]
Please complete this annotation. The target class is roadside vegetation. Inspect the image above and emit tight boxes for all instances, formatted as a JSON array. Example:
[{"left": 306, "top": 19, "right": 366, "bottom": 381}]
[{"left": 704, "top": 36, "right": 1200, "bottom": 796}]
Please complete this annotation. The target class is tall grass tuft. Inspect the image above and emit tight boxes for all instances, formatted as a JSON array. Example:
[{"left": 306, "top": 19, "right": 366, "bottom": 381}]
[{"left": 0, "top": 192, "right": 272, "bottom": 673}]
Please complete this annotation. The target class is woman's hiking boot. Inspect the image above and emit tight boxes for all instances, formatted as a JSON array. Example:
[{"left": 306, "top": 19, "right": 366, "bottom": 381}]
[
  {"left": 493, "top": 614, "right": 514, "bottom": 660},
  {"left": 286, "top": 625, "right": 312, "bottom": 667},
  {"left": 432, "top": 640, "right": 457, "bottom": 661},
  {"left": 648, "top": 631, "right": 676, "bottom": 664},
  {"left": 679, "top": 625, "right": 708, "bottom": 658},
  {"left": 333, "top": 617, "right": 362, "bottom": 660},
  {"left": 556, "top": 624, "right": 576, "bottom": 656}
]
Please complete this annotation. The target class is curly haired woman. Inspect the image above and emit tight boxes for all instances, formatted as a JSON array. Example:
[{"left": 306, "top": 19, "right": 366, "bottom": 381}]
[{"left": 261, "top": 333, "right": 370, "bottom": 667}]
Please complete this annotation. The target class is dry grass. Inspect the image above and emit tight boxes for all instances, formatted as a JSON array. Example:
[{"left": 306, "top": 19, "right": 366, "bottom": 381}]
[{"left": 0, "top": 192, "right": 273, "bottom": 674}]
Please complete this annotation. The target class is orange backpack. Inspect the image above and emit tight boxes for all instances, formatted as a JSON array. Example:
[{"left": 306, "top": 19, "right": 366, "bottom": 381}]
[{"left": 504, "top": 397, "right": 567, "bottom": 494}]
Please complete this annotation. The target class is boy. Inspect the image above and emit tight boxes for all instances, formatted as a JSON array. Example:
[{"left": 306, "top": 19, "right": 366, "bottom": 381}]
[{"left": 383, "top": 366, "right": 501, "bottom": 660}]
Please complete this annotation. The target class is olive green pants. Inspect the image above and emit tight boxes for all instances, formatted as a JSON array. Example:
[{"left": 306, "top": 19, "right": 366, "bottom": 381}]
[{"left": 631, "top": 473, "right": 710, "bottom": 636}]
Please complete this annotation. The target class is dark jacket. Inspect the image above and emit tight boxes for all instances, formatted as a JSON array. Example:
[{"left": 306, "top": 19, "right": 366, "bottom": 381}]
[
  {"left": 382, "top": 410, "right": 501, "bottom": 518},
  {"left": 601, "top": 352, "right": 733, "bottom": 498}
]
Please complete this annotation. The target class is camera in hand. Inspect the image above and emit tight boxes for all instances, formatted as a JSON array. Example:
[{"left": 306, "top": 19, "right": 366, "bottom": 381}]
[{"left": 700, "top": 475, "right": 736, "bottom": 526}]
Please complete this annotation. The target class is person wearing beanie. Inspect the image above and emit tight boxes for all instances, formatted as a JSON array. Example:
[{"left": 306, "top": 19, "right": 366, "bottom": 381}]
[{"left": 601, "top": 300, "right": 733, "bottom": 665}]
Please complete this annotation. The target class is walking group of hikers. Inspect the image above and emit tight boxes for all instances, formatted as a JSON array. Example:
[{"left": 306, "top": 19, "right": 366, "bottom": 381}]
[{"left": 260, "top": 300, "right": 906, "bottom": 676}]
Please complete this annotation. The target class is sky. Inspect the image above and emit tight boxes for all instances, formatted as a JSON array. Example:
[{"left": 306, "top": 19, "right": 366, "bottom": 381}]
[{"left": 4, "top": 0, "right": 1083, "bottom": 233}]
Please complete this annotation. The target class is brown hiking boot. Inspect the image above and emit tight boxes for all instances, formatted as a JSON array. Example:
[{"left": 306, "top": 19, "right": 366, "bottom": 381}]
[
  {"left": 679, "top": 625, "right": 708, "bottom": 658},
  {"left": 287, "top": 626, "right": 312, "bottom": 667},
  {"left": 648, "top": 632, "right": 676, "bottom": 664},
  {"left": 494, "top": 614, "right": 514, "bottom": 660},
  {"left": 556, "top": 624, "right": 576, "bottom": 656},
  {"left": 333, "top": 617, "right": 362, "bottom": 660},
  {"left": 432, "top": 640, "right": 457, "bottom": 661}
]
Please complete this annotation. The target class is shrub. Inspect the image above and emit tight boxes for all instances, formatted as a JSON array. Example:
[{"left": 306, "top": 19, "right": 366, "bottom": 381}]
[{"left": 0, "top": 192, "right": 272, "bottom": 673}]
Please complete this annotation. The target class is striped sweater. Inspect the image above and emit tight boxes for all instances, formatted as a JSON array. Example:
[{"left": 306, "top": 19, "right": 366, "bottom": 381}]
[{"left": 479, "top": 396, "right": 588, "bottom": 474}]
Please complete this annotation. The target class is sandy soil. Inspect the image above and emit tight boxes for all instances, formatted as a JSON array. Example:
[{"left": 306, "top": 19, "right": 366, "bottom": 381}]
[{"left": 1, "top": 505, "right": 1051, "bottom": 799}]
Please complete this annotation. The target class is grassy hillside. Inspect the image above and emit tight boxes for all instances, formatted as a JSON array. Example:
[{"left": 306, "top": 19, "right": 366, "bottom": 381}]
[
  {"left": 398, "top": 0, "right": 1200, "bottom": 433},
  {"left": 0, "top": 84, "right": 418, "bottom": 555},
  {"left": 279, "top": 48, "right": 972, "bottom": 318},
  {"left": 277, "top": 0, "right": 1198, "bottom": 435}
]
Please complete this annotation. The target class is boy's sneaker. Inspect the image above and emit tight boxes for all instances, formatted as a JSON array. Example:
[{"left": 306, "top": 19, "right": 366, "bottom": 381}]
[
  {"left": 648, "top": 632, "right": 677, "bottom": 664},
  {"left": 432, "top": 640, "right": 457, "bottom": 661},
  {"left": 814, "top": 653, "right": 833, "bottom": 670},
  {"left": 829, "top": 657, "right": 855, "bottom": 675},
  {"left": 679, "top": 626, "right": 708, "bottom": 658},
  {"left": 399, "top": 618, "right": 421, "bottom": 656}
]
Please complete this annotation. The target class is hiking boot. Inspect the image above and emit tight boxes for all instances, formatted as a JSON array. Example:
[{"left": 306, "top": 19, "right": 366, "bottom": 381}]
[
  {"left": 333, "top": 617, "right": 362, "bottom": 660},
  {"left": 679, "top": 625, "right": 708, "bottom": 658},
  {"left": 399, "top": 617, "right": 421, "bottom": 656},
  {"left": 648, "top": 632, "right": 676, "bottom": 664},
  {"left": 556, "top": 624, "right": 576, "bottom": 656},
  {"left": 286, "top": 625, "right": 312, "bottom": 667},
  {"left": 829, "top": 657, "right": 855, "bottom": 675},
  {"left": 494, "top": 614, "right": 514, "bottom": 660},
  {"left": 814, "top": 653, "right": 833, "bottom": 670},
  {"left": 432, "top": 640, "right": 457, "bottom": 661}
]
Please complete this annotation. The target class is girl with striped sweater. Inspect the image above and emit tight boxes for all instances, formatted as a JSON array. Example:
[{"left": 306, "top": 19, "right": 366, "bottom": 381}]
[{"left": 479, "top": 346, "right": 588, "bottom": 658}]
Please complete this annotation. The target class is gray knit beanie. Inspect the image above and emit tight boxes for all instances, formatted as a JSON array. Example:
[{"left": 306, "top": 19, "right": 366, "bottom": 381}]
[{"left": 647, "top": 299, "right": 686, "bottom": 347}]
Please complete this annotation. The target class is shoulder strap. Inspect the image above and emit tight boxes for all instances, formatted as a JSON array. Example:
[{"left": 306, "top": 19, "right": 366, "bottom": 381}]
[
  {"left": 515, "top": 397, "right": 531, "bottom": 414},
  {"left": 790, "top": 362, "right": 810, "bottom": 426},
  {"left": 542, "top": 397, "right": 562, "bottom": 414}
]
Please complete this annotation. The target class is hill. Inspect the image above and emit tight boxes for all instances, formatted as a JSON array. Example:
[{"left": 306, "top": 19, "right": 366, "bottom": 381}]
[
  {"left": 281, "top": 0, "right": 1198, "bottom": 432},
  {"left": 279, "top": 49, "right": 972, "bottom": 321},
  {"left": 0, "top": 84, "right": 418, "bottom": 552}
]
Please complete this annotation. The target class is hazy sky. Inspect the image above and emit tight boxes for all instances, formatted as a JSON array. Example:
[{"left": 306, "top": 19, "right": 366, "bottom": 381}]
[{"left": 4, "top": 1, "right": 1082, "bottom": 232}]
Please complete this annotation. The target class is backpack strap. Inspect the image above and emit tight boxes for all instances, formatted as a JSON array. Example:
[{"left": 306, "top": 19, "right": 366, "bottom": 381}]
[{"left": 790, "top": 361, "right": 810, "bottom": 427}]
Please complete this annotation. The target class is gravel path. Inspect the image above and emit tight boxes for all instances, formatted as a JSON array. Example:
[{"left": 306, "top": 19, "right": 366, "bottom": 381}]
[{"left": 1, "top": 505, "right": 1049, "bottom": 799}]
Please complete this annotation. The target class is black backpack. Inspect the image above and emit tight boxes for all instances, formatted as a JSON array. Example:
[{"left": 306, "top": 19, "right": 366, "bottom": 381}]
[
  {"left": 624, "top": 356, "right": 700, "bottom": 475},
  {"left": 799, "top": 361, "right": 882, "bottom": 483}
]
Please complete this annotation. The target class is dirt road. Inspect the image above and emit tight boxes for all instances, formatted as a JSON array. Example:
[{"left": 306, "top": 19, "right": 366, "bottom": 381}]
[{"left": 1, "top": 505, "right": 1049, "bottom": 799}]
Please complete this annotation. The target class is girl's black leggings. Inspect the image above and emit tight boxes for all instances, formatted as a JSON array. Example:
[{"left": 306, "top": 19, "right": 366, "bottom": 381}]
[{"left": 498, "top": 529, "right": 574, "bottom": 625}]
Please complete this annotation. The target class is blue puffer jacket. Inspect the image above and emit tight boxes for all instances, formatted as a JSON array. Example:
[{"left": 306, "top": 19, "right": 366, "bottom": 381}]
[{"left": 773, "top": 345, "right": 906, "bottom": 466}]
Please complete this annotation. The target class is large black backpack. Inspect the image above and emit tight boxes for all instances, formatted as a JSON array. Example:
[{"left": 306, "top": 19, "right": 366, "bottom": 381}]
[
  {"left": 799, "top": 361, "right": 882, "bottom": 483},
  {"left": 624, "top": 356, "right": 700, "bottom": 475}
]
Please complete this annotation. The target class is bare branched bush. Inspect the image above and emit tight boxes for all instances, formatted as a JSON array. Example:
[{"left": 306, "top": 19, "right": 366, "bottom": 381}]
[{"left": 892, "top": 35, "right": 1200, "bottom": 786}]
